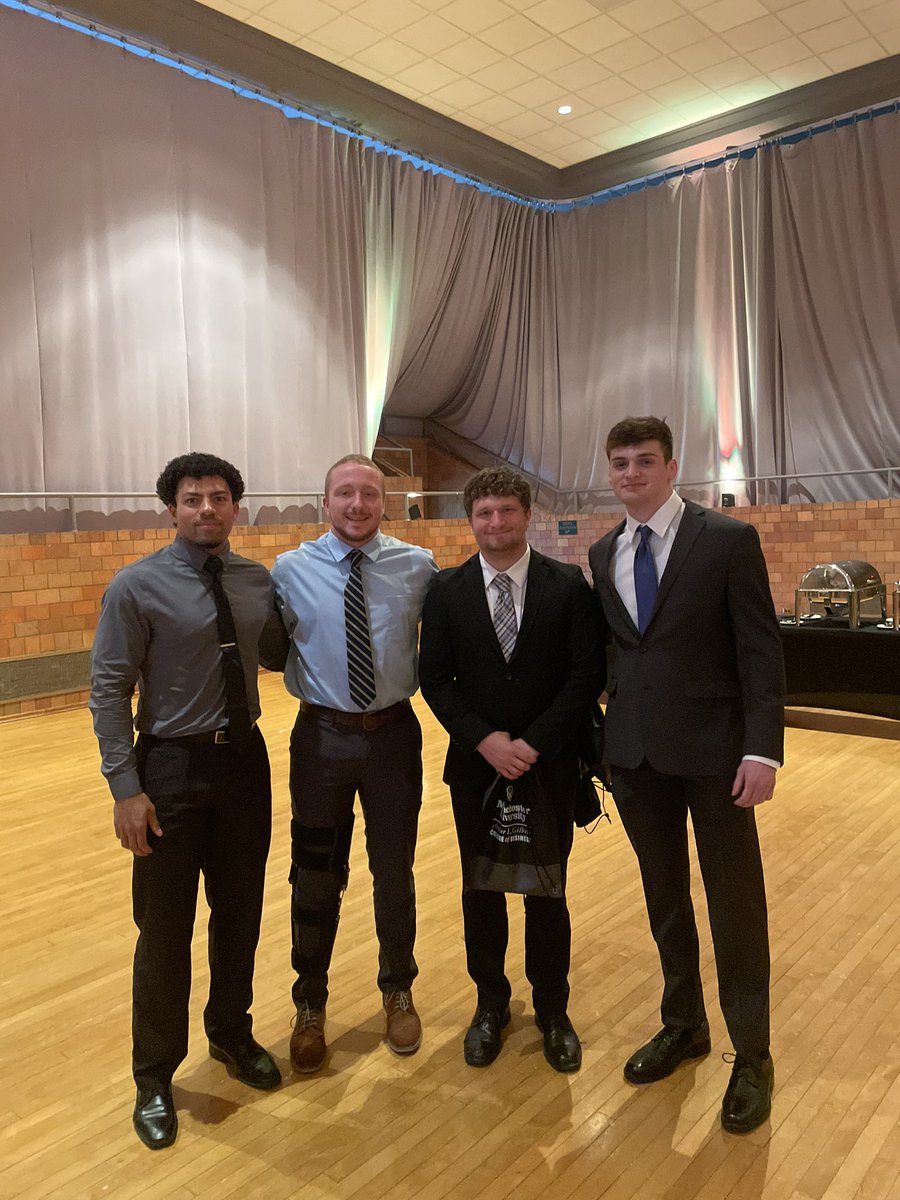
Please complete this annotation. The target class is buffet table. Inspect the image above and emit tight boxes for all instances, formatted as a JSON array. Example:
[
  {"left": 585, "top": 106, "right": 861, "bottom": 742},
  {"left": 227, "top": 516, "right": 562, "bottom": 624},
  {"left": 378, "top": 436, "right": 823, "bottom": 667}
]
[{"left": 780, "top": 621, "right": 900, "bottom": 720}]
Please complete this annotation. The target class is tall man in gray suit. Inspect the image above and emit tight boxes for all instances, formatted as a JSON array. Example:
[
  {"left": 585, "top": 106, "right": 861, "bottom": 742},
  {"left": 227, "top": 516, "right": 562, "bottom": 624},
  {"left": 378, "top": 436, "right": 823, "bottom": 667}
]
[{"left": 588, "top": 417, "right": 785, "bottom": 1134}]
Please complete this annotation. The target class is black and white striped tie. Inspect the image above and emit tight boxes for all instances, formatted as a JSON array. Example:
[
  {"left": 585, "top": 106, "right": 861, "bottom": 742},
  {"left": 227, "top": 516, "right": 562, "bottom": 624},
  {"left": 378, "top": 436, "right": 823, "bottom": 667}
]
[
  {"left": 345, "top": 549, "right": 376, "bottom": 709},
  {"left": 492, "top": 572, "right": 517, "bottom": 662}
]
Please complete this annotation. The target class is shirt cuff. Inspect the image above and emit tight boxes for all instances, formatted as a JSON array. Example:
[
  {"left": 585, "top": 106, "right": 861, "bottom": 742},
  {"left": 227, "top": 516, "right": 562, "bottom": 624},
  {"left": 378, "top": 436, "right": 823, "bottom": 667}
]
[
  {"left": 742, "top": 755, "right": 780, "bottom": 770},
  {"left": 109, "top": 770, "right": 143, "bottom": 801}
]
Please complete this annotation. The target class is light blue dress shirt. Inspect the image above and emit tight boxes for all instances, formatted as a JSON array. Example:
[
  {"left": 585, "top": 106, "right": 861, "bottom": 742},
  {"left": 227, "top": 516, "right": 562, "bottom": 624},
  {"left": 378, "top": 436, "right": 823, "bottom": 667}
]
[{"left": 272, "top": 529, "right": 438, "bottom": 712}]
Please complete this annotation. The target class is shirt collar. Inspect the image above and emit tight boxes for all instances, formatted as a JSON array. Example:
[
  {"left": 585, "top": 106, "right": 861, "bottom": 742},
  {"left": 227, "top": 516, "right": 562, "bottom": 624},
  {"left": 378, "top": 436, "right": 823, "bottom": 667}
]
[
  {"left": 171, "top": 534, "right": 231, "bottom": 572},
  {"left": 325, "top": 529, "right": 384, "bottom": 562},
  {"left": 479, "top": 546, "right": 531, "bottom": 590},
  {"left": 624, "top": 490, "right": 683, "bottom": 541}
]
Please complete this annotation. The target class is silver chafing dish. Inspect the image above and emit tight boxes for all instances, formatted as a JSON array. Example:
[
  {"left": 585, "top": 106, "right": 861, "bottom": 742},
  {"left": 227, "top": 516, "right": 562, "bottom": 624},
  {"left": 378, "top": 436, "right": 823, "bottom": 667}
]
[{"left": 794, "top": 560, "right": 886, "bottom": 629}]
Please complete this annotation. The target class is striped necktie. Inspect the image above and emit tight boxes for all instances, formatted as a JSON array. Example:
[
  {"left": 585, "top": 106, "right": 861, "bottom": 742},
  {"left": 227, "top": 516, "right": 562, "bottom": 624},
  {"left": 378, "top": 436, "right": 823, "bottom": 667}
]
[
  {"left": 345, "top": 549, "right": 377, "bottom": 709},
  {"left": 492, "top": 572, "right": 518, "bottom": 662},
  {"left": 634, "top": 524, "right": 658, "bottom": 634}
]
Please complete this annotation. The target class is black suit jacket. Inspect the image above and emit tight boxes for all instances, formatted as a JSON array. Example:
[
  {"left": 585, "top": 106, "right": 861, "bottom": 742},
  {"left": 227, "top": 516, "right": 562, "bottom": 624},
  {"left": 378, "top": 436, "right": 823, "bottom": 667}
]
[
  {"left": 588, "top": 500, "right": 785, "bottom": 776},
  {"left": 419, "top": 550, "right": 606, "bottom": 791}
]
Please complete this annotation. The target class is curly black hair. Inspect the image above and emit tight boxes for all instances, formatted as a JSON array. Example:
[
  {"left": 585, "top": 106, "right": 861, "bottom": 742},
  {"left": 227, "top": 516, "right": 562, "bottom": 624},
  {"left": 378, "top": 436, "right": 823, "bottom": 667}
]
[{"left": 156, "top": 452, "right": 245, "bottom": 505}]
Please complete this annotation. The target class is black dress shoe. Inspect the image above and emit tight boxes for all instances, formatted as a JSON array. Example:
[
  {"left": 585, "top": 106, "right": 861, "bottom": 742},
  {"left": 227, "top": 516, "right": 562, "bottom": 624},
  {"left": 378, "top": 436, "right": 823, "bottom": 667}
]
[
  {"left": 721, "top": 1054, "right": 774, "bottom": 1133},
  {"left": 535, "top": 1012, "right": 582, "bottom": 1073},
  {"left": 624, "top": 1023, "right": 711, "bottom": 1084},
  {"left": 133, "top": 1087, "right": 177, "bottom": 1150},
  {"left": 209, "top": 1037, "right": 282, "bottom": 1090},
  {"left": 463, "top": 1004, "right": 511, "bottom": 1067}
]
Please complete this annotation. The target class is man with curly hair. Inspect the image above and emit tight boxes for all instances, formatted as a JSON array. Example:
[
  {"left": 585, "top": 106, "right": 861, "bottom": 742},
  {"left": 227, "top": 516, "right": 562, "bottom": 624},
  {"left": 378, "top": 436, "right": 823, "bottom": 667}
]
[{"left": 90, "top": 452, "right": 289, "bottom": 1150}]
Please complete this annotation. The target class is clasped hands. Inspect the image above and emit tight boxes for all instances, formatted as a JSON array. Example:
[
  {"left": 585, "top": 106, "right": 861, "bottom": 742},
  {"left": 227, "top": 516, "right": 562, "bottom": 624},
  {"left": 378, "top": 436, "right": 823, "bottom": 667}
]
[{"left": 476, "top": 731, "right": 539, "bottom": 780}]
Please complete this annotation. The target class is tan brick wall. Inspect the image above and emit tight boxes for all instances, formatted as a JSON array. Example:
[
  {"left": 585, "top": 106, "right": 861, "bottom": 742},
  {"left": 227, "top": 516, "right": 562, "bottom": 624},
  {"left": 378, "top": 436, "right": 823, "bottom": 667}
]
[{"left": 2, "top": 499, "right": 898, "bottom": 718}]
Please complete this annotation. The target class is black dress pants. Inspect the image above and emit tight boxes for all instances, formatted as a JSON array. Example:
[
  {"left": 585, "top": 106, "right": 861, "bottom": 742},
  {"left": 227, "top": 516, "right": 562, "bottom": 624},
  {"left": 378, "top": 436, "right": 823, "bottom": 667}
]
[
  {"left": 611, "top": 762, "right": 770, "bottom": 1061},
  {"left": 288, "top": 703, "right": 423, "bottom": 1009},
  {"left": 131, "top": 729, "right": 272, "bottom": 1091},
  {"left": 449, "top": 755, "right": 576, "bottom": 1017}
]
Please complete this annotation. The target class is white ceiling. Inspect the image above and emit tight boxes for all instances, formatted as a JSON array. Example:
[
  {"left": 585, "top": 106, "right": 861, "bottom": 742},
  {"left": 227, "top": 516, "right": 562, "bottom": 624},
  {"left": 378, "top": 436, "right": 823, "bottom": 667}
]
[{"left": 197, "top": 0, "right": 900, "bottom": 167}]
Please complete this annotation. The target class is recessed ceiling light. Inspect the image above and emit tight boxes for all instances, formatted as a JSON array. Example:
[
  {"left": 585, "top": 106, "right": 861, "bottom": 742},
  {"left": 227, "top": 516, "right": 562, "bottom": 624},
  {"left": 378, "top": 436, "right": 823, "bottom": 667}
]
[{"left": 558, "top": 104, "right": 573, "bottom": 115}]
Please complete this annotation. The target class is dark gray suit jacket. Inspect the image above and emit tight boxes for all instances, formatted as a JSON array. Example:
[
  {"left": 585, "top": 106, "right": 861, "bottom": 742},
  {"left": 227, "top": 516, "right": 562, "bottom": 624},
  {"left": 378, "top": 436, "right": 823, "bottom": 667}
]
[{"left": 588, "top": 500, "right": 785, "bottom": 776}]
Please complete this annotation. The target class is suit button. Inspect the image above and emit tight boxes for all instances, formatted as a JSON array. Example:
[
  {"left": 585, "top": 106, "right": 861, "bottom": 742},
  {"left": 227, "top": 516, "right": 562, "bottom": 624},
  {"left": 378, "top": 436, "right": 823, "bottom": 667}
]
[
  {"left": 640, "top": 646, "right": 649, "bottom": 655},
  {"left": 505, "top": 672, "right": 512, "bottom": 680}
]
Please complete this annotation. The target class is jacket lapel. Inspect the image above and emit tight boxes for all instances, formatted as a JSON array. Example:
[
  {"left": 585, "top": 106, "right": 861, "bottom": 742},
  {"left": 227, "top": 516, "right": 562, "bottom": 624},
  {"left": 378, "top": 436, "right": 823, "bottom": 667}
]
[
  {"left": 647, "top": 500, "right": 705, "bottom": 624},
  {"left": 596, "top": 521, "right": 640, "bottom": 640},
  {"left": 461, "top": 553, "right": 507, "bottom": 664},
  {"left": 510, "top": 551, "right": 548, "bottom": 658}
]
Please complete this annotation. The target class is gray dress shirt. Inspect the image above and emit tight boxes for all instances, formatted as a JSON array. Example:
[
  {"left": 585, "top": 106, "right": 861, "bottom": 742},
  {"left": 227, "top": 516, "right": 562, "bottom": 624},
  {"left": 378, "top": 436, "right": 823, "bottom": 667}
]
[{"left": 89, "top": 535, "right": 288, "bottom": 800}]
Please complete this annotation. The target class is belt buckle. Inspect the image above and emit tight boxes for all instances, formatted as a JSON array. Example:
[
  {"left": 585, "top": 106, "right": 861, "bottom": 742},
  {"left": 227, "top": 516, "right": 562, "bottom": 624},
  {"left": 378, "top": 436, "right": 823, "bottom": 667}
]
[
  {"left": 362, "top": 712, "right": 379, "bottom": 732},
  {"left": 214, "top": 729, "right": 230, "bottom": 745}
]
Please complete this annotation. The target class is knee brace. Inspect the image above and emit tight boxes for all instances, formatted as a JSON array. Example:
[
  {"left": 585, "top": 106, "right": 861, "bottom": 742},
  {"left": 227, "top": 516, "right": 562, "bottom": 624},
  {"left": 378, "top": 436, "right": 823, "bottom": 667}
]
[{"left": 289, "top": 817, "right": 354, "bottom": 977}]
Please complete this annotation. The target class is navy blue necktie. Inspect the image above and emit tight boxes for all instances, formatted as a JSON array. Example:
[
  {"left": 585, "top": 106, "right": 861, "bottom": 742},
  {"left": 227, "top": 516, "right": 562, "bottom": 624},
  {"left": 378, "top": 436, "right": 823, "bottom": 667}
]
[{"left": 634, "top": 525, "right": 658, "bottom": 634}]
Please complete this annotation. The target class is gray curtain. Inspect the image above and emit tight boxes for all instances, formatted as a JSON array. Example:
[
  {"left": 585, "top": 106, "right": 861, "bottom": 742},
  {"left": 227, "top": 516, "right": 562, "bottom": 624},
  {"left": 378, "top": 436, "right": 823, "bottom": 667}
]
[{"left": 1, "top": 4, "right": 898, "bottom": 521}]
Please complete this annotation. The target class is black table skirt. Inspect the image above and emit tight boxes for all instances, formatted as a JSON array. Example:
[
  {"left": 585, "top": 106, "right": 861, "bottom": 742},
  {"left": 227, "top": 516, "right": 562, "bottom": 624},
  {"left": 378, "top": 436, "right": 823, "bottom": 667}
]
[{"left": 780, "top": 623, "right": 900, "bottom": 720}]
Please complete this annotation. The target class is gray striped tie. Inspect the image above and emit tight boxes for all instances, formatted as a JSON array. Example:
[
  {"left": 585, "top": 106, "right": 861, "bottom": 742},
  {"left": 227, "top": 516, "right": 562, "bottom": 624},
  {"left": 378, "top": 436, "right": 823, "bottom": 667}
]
[
  {"left": 345, "top": 550, "right": 376, "bottom": 709},
  {"left": 492, "top": 573, "right": 517, "bottom": 662}
]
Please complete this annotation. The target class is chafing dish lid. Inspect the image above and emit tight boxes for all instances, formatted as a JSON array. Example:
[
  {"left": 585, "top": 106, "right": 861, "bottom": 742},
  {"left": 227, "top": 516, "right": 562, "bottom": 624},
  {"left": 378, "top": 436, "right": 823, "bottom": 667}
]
[{"left": 797, "top": 560, "right": 882, "bottom": 591}]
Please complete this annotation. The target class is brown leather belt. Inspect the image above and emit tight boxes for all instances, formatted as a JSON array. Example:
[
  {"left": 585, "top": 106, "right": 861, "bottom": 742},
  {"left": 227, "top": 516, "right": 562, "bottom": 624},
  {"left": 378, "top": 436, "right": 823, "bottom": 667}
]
[
  {"left": 143, "top": 724, "right": 257, "bottom": 746},
  {"left": 299, "top": 698, "right": 411, "bottom": 732}
]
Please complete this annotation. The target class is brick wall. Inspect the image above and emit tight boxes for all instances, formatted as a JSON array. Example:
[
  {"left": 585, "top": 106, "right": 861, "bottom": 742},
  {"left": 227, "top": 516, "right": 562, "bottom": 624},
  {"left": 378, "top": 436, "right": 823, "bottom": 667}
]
[{"left": 1, "top": 499, "right": 898, "bottom": 718}]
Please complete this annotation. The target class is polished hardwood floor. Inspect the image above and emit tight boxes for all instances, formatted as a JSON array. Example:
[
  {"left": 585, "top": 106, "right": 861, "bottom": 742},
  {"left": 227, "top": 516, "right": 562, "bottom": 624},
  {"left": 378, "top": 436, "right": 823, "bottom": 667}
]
[{"left": 1, "top": 678, "right": 898, "bottom": 1199}]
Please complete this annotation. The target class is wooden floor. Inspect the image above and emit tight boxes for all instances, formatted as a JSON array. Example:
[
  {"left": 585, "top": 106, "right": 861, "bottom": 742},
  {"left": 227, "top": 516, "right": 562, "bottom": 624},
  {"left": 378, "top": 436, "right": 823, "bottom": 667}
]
[{"left": 1, "top": 678, "right": 899, "bottom": 1200}]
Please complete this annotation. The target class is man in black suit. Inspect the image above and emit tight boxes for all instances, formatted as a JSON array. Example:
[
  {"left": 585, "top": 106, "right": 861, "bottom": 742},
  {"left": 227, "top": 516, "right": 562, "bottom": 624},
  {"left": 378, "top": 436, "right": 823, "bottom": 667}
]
[
  {"left": 588, "top": 416, "right": 785, "bottom": 1134},
  {"left": 419, "top": 466, "right": 605, "bottom": 1073}
]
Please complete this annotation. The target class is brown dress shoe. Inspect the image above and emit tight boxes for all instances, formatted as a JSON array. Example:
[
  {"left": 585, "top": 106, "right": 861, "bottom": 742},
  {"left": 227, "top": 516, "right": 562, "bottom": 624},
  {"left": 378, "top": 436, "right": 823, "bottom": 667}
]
[
  {"left": 290, "top": 1004, "right": 327, "bottom": 1074},
  {"left": 383, "top": 990, "right": 421, "bottom": 1054}
]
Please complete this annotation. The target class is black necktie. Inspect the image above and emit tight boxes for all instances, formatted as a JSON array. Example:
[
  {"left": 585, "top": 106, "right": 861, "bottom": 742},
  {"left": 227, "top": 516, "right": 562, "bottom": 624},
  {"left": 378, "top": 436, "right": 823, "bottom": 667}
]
[
  {"left": 634, "top": 524, "right": 658, "bottom": 634},
  {"left": 203, "top": 555, "right": 253, "bottom": 748},
  {"left": 345, "top": 550, "right": 377, "bottom": 710}
]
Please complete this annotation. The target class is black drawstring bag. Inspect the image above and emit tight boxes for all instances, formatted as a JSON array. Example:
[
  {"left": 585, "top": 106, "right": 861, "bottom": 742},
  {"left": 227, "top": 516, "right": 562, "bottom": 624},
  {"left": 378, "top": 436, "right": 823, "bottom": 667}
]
[{"left": 466, "top": 769, "right": 563, "bottom": 898}]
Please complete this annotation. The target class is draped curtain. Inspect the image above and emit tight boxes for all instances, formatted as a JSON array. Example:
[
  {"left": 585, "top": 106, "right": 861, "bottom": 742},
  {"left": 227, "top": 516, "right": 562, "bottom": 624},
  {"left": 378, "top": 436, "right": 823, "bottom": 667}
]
[{"left": 2, "top": 4, "right": 898, "bottom": 523}]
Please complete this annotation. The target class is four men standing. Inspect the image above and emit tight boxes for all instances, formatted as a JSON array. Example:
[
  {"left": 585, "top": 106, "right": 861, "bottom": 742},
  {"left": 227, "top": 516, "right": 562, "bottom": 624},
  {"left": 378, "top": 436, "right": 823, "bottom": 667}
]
[{"left": 92, "top": 427, "right": 783, "bottom": 1144}]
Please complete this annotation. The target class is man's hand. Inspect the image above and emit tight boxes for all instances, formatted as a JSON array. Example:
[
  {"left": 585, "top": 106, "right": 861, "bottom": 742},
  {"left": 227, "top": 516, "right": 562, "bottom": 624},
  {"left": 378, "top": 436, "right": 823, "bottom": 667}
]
[
  {"left": 113, "top": 793, "right": 162, "bottom": 856},
  {"left": 476, "top": 732, "right": 539, "bottom": 780},
  {"left": 732, "top": 761, "right": 776, "bottom": 808}
]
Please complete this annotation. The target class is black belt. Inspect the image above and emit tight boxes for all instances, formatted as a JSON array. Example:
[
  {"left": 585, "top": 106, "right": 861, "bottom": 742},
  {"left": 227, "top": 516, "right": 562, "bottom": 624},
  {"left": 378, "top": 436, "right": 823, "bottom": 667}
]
[
  {"left": 142, "top": 724, "right": 256, "bottom": 746},
  {"left": 299, "top": 699, "right": 411, "bottom": 732}
]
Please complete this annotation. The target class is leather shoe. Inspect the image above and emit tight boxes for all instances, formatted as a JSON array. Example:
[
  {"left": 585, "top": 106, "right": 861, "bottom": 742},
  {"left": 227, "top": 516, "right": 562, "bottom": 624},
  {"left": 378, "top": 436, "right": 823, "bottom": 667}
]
[
  {"left": 721, "top": 1054, "right": 774, "bottom": 1134},
  {"left": 209, "top": 1037, "right": 281, "bottom": 1090},
  {"left": 290, "top": 1004, "right": 327, "bottom": 1074},
  {"left": 535, "top": 1011, "right": 582, "bottom": 1073},
  {"left": 463, "top": 1004, "right": 510, "bottom": 1067},
  {"left": 133, "top": 1087, "right": 177, "bottom": 1150},
  {"left": 383, "top": 990, "right": 422, "bottom": 1054},
  {"left": 624, "top": 1023, "right": 711, "bottom": 1084}
]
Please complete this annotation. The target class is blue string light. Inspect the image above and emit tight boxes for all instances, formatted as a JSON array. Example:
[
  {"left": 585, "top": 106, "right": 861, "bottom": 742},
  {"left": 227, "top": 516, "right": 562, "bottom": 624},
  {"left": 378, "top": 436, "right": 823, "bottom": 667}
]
[{"left": 2, "top": 0, "right": 897, "bottom": 213}]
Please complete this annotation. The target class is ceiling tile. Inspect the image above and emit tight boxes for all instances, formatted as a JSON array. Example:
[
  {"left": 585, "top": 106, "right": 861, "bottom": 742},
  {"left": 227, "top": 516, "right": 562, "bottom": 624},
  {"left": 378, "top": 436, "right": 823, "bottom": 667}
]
[
  {"left": 471, "top": 58, "right": 536, "bottom": 91},
  {"left": 505, "top": 76, "right": 570, "bottom": 107},
  {"left": 605, "top": 93, "right": 667, "bottom": 122},
  {"left": 351, "top": 37, "right": 425, "bottom": 74},
  {"left": 859, "top": 0, "right": 900, "bottom": 33},
  {"left": 429, "top": 77, "right": 497, "bottom": 107},
  {"left": 716, "top": 75, "right": 782, "bottom": 103},
  {"left": 644, "top": 14, "right": 712, "bottom": 51},
  {"left": 767, "top": 54, "right": 833, "bottom": 82},
  {"left": 545, "top": 56, "right": 612, "bottom": 90},
  {"left": 696, "top": 56, "right": 759, "bottom": 86},
  {"left": 525, "top": 124, "right": 582, "bottom": 151},
  {"left": 464, "top": 93, "right": 529, "bottom": 122},
  {"left": 514, "top": 38, "right": 583, "bottom": 71},
  {"left": 670, "top": 33, "right": 741, "bottom": 68},
  {"left": 840, "top": 0, "right": 890, "bottom": 9},
  {"left": 821, "top": 35, "right": 887, "bottom": 64},
  {"left": 441, "top": 0, "right": 517, "bottom": 34},
  {"left": 594, "top": 125, "right": 645, "bottom": 150},
  {"left": 204, "top": 1, "right": 254, "bottom": 19},
  {"left": 556, "top": 138, "right": 605, "bottom": 164},
  {"left": 576, "top": 76, "right": 641, "bottom": 106},
  {"left": 563, "top": 108, "right": 621, "bottom": 136},
  {"left": 260, "top": 0, "right": 340, "bottom": 33},
  {"left": 496, "top": 110, "right": 556, "bottom": 137},
  {"left": 524, "top": 0, "right": 602, "bottom": 34},
  {"left": 631, "top": 109, "right": 692, "bottom": 135},
  {"left": 721, "top": 14, "right": 793, "bottom": 49},
  {"left": 695, "top": 0, "right": 770, "bottom": 33},
  {"left": 779, "top": 0, "right": 851, "bottom": 35},
  {"left": 349, "top": 0, "right": 431, "bottom": 35},
  {"left": 393, "top": 59, "right": 463, "bottom": 92},
  {"left": 346, "top": 60, "right": 387, "bottom": 84},
  {"left": 557, "top": 13, "right": 632, "bottom": 52},
  {"left": 746, "top": 35, "right": 814, "bottom": 67},
  {"left": 431, "top": 37, "right": 504, "bottom": 72},
  {"left": 611, "top": 0, "right": 685, "bottom": 34},
  {"left": 477, "top": 14, "right": 548, "bottom": 52},
  {"left": 247, "top": 14, "right": 306, "bottom": 42},
  {"left": 675, "top": 92, "right": 735, "bottom": 119},
  {"left": 880, "top": 24, "right": 900, "bottom": 44},
  {"left": 593, "top": 35, "right": 660, "bottom": 69},
  {"left": 395, "top": 13, "right": 469, "bottom": 53},
  {"left": 652, "top": 75, "right": 717, "bottom": 104},
  {"left": 311, "top": 14, "right": 383, "bottom": 55},
  {"left": 801, "top": 14, "right": 869, "bottom": 49},
  {"left": 622, "top": 56, "right": 686, "bottom": 89}
]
